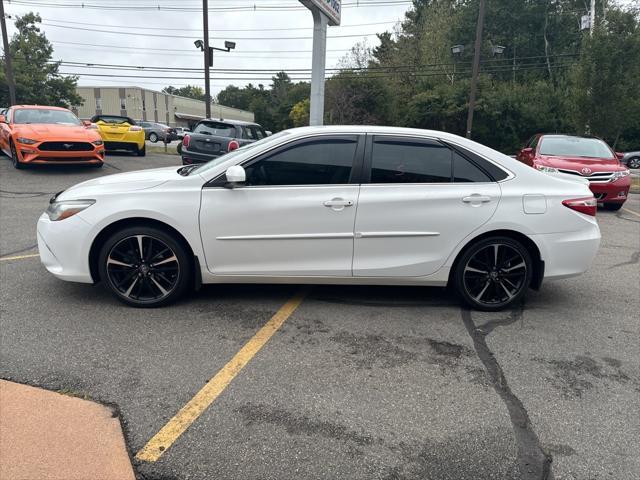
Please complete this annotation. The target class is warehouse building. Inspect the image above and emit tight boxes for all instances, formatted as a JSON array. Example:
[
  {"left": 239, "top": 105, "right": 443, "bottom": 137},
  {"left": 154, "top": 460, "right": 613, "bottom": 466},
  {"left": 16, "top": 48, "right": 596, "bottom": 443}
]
[{"left": 73, "top": 86, "right": 254, "bottom": 129}]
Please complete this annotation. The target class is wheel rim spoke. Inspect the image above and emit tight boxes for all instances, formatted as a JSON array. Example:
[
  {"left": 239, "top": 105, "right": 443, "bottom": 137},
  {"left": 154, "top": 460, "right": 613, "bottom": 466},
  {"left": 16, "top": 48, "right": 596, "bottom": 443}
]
[
  {"left": 151, "top": 255, "right": 177, "bottom": 267},
  {"left": 502, "top": 261, "right": 525, "bottom": 272},
  {"left": 107, "top": 258, "right": 134, "bottom": 268}
]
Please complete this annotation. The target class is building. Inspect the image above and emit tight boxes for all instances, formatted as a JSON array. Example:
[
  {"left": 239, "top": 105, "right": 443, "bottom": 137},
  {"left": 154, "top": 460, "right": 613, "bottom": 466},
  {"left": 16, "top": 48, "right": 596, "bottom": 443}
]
[{"left": 73, "top": 86, "right": 254, "bottom": 129}]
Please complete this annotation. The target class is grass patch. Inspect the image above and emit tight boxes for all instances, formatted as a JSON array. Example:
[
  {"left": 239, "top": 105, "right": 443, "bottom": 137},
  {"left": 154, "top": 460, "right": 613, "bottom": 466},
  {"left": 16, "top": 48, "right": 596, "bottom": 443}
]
[
  {"left": 631, "top": 176, "right": 640, "bottom": 194},
  {"left": 147, "top": 145, "right": 179, "bottom": 156}
]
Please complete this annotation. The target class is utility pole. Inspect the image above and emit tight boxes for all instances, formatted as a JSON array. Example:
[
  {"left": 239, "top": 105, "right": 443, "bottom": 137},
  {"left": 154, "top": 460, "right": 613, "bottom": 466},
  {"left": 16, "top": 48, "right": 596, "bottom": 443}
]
[
  {"left": 465, "top": 0, "right": 486, "bottom": 139},
  {"left": 0, "top": 0, "right": 17, "bottom": 105},
  {"left": 309, "top": 8, "right": 328, "bottom": 126},
  {"left": 590, "top": 0, "right": 596, "bottom": 36},
  {"left": 202, "top": 0, "right": 211, "bottom": 118}
]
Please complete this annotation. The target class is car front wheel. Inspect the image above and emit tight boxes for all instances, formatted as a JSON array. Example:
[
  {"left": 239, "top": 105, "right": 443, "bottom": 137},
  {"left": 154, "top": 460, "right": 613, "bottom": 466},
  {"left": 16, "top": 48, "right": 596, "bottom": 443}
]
[
  {"left": 626, "top": 157, "right": 639, "bottom": 169},
  {"left": 98, "top": 226, "right": 192, "bottom": 307},
  {"left": 10, "top": 140, "right": 25, "bottom": 169},
  {"left": 453, "top": 236, "right": 533, "bottom": 311}
]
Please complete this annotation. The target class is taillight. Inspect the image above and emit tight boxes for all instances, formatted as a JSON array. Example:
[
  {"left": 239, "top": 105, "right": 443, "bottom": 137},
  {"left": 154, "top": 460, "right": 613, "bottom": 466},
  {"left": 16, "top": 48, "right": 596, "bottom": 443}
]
[
  {"left": 182, "top": 135, "right": 190, "bottom": 148},
  {"left": 228, "top": 140, "right": 239, "bottom": 152},
  {"left": 562, "top": 197, "right": 597, "bottom": 216},
  {"left": 129, "top": 126, "right": 142, "bottom": 131}
]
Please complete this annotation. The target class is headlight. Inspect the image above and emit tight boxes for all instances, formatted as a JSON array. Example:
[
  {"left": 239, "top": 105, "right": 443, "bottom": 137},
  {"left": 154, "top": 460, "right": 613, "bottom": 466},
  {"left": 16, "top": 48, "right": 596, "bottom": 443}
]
[
  {"left": 16, "top": 137, "right": 37, "bottom": 145},
  {"left": 612, "top": 169, "right": 631, "bottom": 180},
  {"left": 535, "top": 164, "right": 558, "bottom": 173},
  {"left": 46, "top": 200, "right": 95, "bottom": 221},
  {"left": 92, "top": 140, "right": 104, "bottom": 146}
]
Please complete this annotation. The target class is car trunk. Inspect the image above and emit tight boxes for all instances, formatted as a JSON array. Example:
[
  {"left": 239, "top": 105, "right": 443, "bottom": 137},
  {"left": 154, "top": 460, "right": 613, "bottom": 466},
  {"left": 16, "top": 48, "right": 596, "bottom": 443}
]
[{"left": 99, "top": 123, "right": 131, "bottom": 141}]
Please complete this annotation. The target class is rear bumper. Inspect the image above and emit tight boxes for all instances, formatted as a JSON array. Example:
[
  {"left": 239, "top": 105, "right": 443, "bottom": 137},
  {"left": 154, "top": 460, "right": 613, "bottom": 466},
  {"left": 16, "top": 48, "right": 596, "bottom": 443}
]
[
  {"left": 589, "top": 177, "right": 631, "bottom": 204},
  {"left": 531, "top": 220, "right": 601, "bottom": 280},
  {"left": 181, "top": 150, "right": 222, "bottom": 164},
  {"left": 104, "top": 141, "right": 140, "bottom": 151},
  {"left": 37, "top": 213, "right": 94, "bottom": 283}
]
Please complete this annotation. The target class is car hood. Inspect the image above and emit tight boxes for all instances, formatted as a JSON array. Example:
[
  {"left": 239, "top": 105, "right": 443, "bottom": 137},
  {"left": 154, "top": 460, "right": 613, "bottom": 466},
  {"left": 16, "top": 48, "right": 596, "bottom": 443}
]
[
  {"left": 57, "top": 166, "right": 180, "bottom": 200},
  {"left": 12, "top": 123, "right": 97, "bottom": 141},
  {"left": 538, "top": 155, "right": 621, "bottom": 172}
]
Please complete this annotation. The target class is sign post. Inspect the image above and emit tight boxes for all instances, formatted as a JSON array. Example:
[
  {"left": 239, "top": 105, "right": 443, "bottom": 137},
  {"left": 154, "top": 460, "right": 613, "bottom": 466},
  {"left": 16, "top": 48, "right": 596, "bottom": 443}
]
[{"left": 299, "top": 1, "right": 341, "bottom": 126}]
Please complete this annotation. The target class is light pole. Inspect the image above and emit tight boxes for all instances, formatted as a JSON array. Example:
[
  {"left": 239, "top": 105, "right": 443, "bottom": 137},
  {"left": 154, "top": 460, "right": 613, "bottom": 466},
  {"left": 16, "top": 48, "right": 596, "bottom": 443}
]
[
  {"left": 465, "top": 0, "right": 486, "bottom": 139},
  {"left": 194, "top": 39, "right": 235, "bottom": 119},
  {"left": 450, "top": 44, "right": 464, "bottom": 84},
  {"left": 0, "top": 1, "right": 16, "bottom": 105}
]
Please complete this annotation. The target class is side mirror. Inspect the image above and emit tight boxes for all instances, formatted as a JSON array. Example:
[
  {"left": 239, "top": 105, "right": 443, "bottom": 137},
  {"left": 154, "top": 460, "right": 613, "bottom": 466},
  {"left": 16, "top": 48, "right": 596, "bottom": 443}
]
[
  {"left": 615, "top": 152, "right": 624, "bottom": 160},
  {"left": 224, "top": 165, "right": 246, "bottom": 188},
  {"left": 82, "top": 119, "right": 92, "bottom": 127},
  {"left": 0, "top": 115, "right": 6, "bottom": 123},
  {"left": 265, "top": 131, "right": 273, "bottom": 137},
  {"left": 521, "top": 147, "right": 533, "bottom": 155}
]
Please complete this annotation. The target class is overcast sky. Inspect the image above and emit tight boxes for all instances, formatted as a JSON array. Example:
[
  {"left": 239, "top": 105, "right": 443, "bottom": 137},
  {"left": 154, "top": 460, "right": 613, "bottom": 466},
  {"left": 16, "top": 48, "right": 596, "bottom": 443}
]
[
  {"left": 4, "top": 0, "right": 412, "bottom": 96},
  {"left": 4, "top": 0, "right": 636, "bottom": 97}
]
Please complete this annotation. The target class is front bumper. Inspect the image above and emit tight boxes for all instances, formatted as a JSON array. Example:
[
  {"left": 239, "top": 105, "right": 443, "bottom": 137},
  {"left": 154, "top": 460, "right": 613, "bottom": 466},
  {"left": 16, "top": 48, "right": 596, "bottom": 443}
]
[
  {"left": 16, "top": 141, "right": 104, "bottom": 165},
  {"left": 37, "top": 213, "right": 94, "bottom": 283},
  {"left": 589, "top": 177, "right": 631, "bottom": 204}
]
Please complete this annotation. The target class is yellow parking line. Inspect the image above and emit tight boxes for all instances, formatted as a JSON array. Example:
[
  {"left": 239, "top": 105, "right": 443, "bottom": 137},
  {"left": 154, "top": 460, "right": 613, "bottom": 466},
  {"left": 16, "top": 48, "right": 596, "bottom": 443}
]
[
  {"left": 0, "top": 253, "right": 39, "bottom": 262},
  {"left": 622, "top": 207, "right": 640, "bottom": 218},
  {"left": 135, "top": 289, "right": 308, "bottom": 463}
]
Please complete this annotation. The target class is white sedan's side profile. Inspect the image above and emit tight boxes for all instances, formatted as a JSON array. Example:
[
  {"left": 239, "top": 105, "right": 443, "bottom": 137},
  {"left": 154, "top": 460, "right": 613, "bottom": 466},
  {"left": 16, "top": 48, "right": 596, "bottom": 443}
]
[{"left": 37, "top": 126, "right": 601, "bottom": 311}]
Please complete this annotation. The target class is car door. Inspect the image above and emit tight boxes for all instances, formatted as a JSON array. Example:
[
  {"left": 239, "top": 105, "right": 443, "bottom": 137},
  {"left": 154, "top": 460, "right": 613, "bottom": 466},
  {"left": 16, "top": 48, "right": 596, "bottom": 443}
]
[
  {"left": 199, "top": 134, "right": 364, "bottom": 276},
  {"left": 353, "top": 135, "right": 501, "bottom": 277}
]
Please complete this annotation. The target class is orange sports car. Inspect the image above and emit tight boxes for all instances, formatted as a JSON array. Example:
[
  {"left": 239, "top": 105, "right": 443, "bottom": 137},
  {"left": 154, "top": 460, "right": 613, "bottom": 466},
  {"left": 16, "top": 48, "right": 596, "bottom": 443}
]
[{"left": 0, "top": 105, "right": 105, "bottom": 169}]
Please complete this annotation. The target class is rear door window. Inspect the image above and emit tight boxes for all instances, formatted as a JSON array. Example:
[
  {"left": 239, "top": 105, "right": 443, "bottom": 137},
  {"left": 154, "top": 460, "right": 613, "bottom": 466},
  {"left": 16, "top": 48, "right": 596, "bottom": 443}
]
[{"left": 370, "top": 138, "right": 452, "bottom": 183}]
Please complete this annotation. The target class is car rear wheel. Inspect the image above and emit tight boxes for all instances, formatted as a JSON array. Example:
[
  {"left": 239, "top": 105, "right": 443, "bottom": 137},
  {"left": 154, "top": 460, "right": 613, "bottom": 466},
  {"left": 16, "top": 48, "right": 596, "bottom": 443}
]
[
  {"left": 627, "top": 157, "right": 639, "bottom": 169},
  {"left": 149, "top": 132, "right": 158, "bottom": 143},
  {"left": 137, "top": 144, "right": 146, "bottom": 156},
  {"left": 10, "top": 140, "right": 24, "bottom": 169},
  {"left": 98, "top": 226, "right": 191, "bottom": 307},
  {"left": 453, "top": 236, "right": 532, "bottom": 311},
  {"left": 603, "top": 203, "right": 623, "bottom": 211}
]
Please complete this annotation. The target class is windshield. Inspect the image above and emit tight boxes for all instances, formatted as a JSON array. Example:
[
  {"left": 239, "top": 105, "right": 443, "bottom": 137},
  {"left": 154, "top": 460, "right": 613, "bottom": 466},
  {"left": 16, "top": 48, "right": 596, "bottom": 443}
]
[
  {"left": 13, "top": 108, "right": 81, "bottom": 126},
  {"left": 539, "top": 136, "right": 614, "bottom": 159},
  {"left": 190, "top": 131, "right": 290, "bottom": 175}
]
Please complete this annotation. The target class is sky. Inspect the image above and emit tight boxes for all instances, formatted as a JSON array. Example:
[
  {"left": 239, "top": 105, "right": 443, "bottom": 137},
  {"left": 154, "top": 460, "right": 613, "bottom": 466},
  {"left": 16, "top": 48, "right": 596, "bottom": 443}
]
[
  {"left": 3, "top": 0, "right": 413, "bottom": 96},
  {"left": 4, "top": 0, "right": 635, "bottom": 98}
]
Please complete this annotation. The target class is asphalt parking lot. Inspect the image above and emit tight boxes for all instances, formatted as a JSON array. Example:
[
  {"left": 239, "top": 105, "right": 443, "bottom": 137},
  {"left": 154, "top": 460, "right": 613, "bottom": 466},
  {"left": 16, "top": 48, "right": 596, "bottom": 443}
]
[{"left": 1, "top": 152, "right": 639, "bottom": 480}]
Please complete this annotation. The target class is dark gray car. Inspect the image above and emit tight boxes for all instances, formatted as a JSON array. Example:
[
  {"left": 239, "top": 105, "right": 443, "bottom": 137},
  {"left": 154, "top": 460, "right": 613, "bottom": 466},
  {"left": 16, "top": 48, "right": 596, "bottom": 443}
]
[
  {"left": 138, "top": 121, "right": 178, "bottom": 143},
  {"left": 181, "top": 119, "right": 267, "bottom": 165},
  {"left": 622, "top": 151, "right": 640, "bottom": 169}
]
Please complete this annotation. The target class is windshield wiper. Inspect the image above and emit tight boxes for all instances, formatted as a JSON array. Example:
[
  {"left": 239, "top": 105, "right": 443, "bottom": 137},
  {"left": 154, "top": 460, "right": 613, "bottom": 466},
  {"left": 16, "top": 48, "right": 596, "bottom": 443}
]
[{"left": 178, "top": 165, "right": 199, "bottom": 176}]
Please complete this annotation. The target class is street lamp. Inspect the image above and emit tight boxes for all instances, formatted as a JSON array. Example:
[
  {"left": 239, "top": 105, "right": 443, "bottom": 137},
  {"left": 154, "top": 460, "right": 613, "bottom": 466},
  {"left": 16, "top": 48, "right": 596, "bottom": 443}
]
[
  {"left": 491, "top": 45, "right": 506, "bottom": 56},
  {"left": 194, "top": 38, "right": 236, "bottom": 118},
  {"left": 451, "top": 44, "right": 465, "bottom": 56}
]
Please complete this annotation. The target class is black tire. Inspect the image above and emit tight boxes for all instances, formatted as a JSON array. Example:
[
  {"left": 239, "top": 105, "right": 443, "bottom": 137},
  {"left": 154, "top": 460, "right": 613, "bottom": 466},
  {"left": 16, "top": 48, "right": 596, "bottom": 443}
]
[
  {"left": 10, "top": 140, "right": 25, "bottom": 169},
  {"left": 137, "top": 144, "right": 146, "bottom": 157},
  {"left": 149, "top": 132, "right": 158, "bottom": 143},
  {"left": 603, "top": 203, "right": 623, "bottom": 211},
  {"left": 92, "top": 162, "right": 104, "bottom": 168},
  {"left": 98, "top": 226, "right": 192, "bottom": 307},
  {"left": 453, "top": 236, "right": 533, "bottom": 311},
  {"left": 176, "top": 142, "right": 182, "bottom": 155},
  {"left": 626, "top": 157, "right": 640, "bottom": 169}
]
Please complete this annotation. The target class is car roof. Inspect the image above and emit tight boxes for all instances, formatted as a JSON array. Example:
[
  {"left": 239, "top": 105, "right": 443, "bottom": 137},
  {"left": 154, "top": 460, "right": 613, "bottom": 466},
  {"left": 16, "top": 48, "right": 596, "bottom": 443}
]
[{"left": 12, "top": 105, "right": 70, "bottom": 111}]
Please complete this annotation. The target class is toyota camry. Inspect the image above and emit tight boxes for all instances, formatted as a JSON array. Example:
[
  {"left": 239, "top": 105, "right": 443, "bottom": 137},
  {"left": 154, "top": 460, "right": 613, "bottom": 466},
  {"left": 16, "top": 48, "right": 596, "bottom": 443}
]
[{"left": 37, "top": 126, "right": 601, "bottom": 311}]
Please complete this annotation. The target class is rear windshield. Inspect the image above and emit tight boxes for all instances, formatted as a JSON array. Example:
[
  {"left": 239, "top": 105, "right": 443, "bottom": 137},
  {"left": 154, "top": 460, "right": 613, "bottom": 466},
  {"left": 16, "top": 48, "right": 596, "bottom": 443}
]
[
  {"left": 194, "top": 121, "right": 235, "bottom": 137},
  {"left": 92, "top": 115, "right": 135, "bottom": 125},
  {"left": 539, "top": 137, "right": 614, "bottom": 159},
  {"left": 13, "top": 108, "right": 81, "bottom": 126}
]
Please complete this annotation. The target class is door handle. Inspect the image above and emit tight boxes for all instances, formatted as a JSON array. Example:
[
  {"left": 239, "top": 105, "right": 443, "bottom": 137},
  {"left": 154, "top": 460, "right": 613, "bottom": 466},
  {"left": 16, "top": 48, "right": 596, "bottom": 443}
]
[
  {"left": 462, "top": 194, "right": 492, "bottom": 205},
  {"left": 323, "top": 198, "right": 353, "bottom": 210}
]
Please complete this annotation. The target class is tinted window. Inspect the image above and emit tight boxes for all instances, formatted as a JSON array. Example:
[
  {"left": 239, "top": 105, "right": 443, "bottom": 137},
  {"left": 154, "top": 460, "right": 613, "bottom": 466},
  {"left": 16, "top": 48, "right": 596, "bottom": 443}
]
[
  {"left": 446, "top": 143, "right": 508, "bottom": 181},
  {"left": 245, "top": 137, "right": 357, "bottom": 186},
  {"left": 242, "top": 126, "right": 266, "bottom": 140},
  {"left": 371, "top": 139, "right": 451, "bottom": 183},
  {"left": 195, "top": 121, "right": 235, "bottom": 137},
  {"left": 453, "top": 152, "right": 492, "bottom": 182}
]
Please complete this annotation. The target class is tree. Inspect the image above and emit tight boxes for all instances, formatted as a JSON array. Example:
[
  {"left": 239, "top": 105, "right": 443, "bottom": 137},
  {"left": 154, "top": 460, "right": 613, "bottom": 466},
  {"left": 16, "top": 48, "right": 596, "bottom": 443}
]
[
  {"left": 289, "top": 99, "right": 310, "bottom": 127},
  {"left": 161, "top": 85, "right": 205, "bottom": 101},
  {"left": 0, "top": 13, "right": 82, "bottom": 107}
]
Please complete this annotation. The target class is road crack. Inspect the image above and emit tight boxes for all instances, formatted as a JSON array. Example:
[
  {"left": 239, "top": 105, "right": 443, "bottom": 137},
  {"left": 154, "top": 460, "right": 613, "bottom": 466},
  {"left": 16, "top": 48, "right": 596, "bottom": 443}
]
[{"left": 461, "top": 306, "right": 553, "bottom": 480}]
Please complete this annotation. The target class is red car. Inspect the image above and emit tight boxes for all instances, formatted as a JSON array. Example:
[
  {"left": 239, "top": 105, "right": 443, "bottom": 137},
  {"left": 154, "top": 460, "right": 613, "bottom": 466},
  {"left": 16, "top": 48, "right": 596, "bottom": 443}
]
[{"left": 516, "top": 134, "right": 631, "bottom": 211}]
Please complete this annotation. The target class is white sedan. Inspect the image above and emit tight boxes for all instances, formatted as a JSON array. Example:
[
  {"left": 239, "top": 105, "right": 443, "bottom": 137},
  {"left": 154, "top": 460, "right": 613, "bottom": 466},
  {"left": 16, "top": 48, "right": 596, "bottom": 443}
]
[{"left": 37, "top": 126, "right": 601, "bottom": 311}]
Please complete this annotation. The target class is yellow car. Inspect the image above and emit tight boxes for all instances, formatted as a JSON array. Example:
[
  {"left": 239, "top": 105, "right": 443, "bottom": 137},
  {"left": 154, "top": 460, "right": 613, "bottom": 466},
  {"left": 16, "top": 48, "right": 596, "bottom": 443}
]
[{"left": 90, "top": 115, "right": 146, "bottom": 156}]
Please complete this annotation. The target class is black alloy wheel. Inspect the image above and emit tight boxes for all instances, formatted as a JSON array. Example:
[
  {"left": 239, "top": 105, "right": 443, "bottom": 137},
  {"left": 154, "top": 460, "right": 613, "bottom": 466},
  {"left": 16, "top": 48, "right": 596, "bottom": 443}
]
[{"left": 454, "top": 236, "right": 532, "bottom": 311}]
